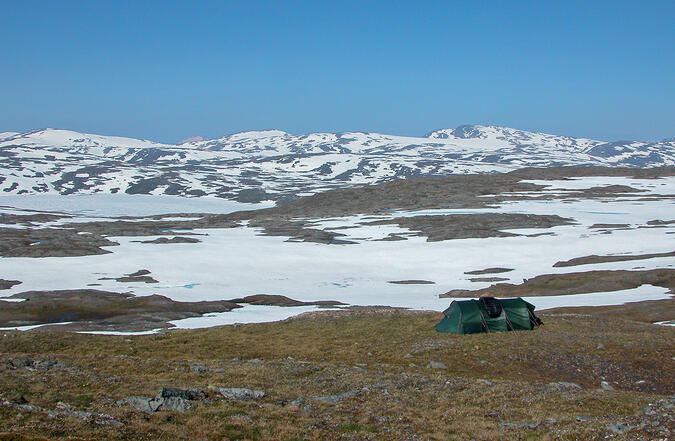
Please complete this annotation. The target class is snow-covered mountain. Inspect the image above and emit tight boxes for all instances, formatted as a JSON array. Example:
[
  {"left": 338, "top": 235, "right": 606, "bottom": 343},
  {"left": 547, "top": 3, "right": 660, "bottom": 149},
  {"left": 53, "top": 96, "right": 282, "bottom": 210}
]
[{"left": 1, "top": 125, "right": 673, "bottom": 202}]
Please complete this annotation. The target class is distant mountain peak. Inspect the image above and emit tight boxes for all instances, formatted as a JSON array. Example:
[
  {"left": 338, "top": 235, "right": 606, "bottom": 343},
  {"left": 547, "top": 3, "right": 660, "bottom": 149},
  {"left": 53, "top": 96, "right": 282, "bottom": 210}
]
[
  {"left": 425, "top": 124, "right": 508, "bottom": 139},
  {"left": 180, "top": 136, "right": 204, "bottom": 144}
]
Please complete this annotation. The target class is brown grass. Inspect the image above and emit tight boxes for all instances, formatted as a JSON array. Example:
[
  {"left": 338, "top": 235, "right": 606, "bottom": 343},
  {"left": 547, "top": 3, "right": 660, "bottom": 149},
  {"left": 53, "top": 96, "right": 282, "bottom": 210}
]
[{"left": 0, "top": 302, "right": 673, "bottom": 440}]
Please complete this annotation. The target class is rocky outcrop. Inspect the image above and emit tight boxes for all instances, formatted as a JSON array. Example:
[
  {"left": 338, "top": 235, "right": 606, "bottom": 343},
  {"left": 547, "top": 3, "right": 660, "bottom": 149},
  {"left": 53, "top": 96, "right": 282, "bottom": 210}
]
[
  {"left": 99, "top": 269, "right": 159, "bottom": 283},
  {"left": 117, "top": 387, "right": 206, "bottom": 413},
  {"left": 0, "top": 290, "right": 241, "bottom": 331},
  {"left": 553, "top": 251, "right": 675, "bottom": 267},
  {"left": 228, "top": 294, "right": 345, "bottom": 307},
  {"left": 136, "top": 236, "right": 201, "bottom": 244},
  {"left": 441, "top": 268, "right": 675, "bottom": 297},
  {"left": 0, "top": 279, "right": 21, "bottom": 290},
  {"left": 209, "top": 386, "right": 265, "bottom": 401}
]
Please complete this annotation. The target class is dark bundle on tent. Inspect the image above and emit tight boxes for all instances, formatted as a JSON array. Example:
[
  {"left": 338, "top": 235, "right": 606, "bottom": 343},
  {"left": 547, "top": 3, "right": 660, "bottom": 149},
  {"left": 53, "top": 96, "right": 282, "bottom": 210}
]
[{"left": 435, "top": 297, "right": 543, "bottom": 334}]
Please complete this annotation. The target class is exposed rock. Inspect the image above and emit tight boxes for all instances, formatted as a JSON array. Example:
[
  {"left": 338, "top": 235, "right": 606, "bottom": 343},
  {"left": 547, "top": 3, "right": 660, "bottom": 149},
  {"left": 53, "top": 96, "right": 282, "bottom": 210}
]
[
  {"left": 548, "top": 382, "right": 582, "bottom": 392},
  {"left": 588, "top": 223, "right": 630, "bottom": 229},
  {"left": 117, "top": 388, "right": 204, "bottom": 413},
  {"left": 0, "top": 396, "right": 41, "bottom": 412},
  {"left": 128, "top": 269, "right": 151, "bottom": 277},
  {"left": 6, "top": 358, "right": 65, "bottom": 370},
  {"left": 363, "top": 213, "right": 573, "bottom": 242},
  {"left": 136, "top": 236, "right": 201, "bottom": 244},
  {"left": 157, "top": 387, "right": 206, "bottom": 401},
  {"left": 0, "top": 226, "right": 118, "bottom": 257},
  {"left": 499, "top": 422, "right": 538, "bottom": 429},
  {"left": 228, "top": 294, "right": 345, "bottom": 307},
  {"left": 647, "top": 219, "right": 675, "bottom": 226},
  {"left": 159, "top": 396, "right": 190, "bottom": 412},
  {"left": 468, "top": 277, "right": 510, "bottom": 282},
  {"left": 285, "top": 397, "right": 306, "bottom": 409},
  {"left": 554, "top": 250, "right": 675, "bottom": 267},
  {"left": 388, "top": 280, "right": 435, "bottom": 285},
  {"left": 600, "top": 381, "right": 615, "bottom": 391},
  {"left": 99, "top": 269, "right": 159, "bottom": 283},
  {"left": 0, "top": 290, "right": 241, "bottom": 332},
  {"left": 441, "top": 268, "right": 675, "bottom": 298},
  {"left": 48, "top": 407, "right": 122, "bottom": 426},
  {"left": 2, "top": 397, "right": 121, "bottom": 426},
  {"left": 374, "top": 234, "right": 407, "bottom": 241},
  {"left": 116, "top": 396, "right": 162, "bottom": 413},
  {"left": 464, "top": 268, "right": 514, "bottom": 275},
  {"left": 0, "top": 279, "right": 21, "bottom": 290},
  {"left": 210, "top": 386, "right": 265, "bottom": 401},
  {"left": 596, "top": 343, "right": 606, "bottom": 350},
  {"left": 642, "top": 397, "right": 674, "bottom": 416},
  {"left": 426, "top": 361, "right": 447, "bottom": 370},
  {"left": 606, "top": 422, "right": 633, "bottom": 434}
]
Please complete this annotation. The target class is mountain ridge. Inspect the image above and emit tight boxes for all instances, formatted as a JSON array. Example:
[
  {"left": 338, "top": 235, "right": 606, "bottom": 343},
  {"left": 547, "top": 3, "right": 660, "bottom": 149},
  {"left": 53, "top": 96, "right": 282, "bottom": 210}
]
[{"left": 1, "top": 124, "right": 673, "bottom": 202}]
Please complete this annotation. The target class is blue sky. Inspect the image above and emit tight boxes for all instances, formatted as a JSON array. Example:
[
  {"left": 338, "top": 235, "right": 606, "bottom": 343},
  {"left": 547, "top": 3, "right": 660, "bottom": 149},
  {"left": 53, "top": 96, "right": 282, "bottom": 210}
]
[{"left": 1, "top": 0, "right": 673, "bottom": 143}]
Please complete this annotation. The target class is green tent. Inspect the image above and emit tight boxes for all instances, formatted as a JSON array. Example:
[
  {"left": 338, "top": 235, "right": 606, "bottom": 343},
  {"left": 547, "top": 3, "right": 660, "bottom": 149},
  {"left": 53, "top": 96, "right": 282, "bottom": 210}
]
[{"left": 435, "top": 297, "right": 542, "bottom": 334}]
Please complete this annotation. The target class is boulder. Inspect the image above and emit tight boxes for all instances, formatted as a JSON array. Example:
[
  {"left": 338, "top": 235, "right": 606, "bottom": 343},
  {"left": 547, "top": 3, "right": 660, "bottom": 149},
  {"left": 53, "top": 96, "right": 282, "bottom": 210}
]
[
  {"left": 160, "top": 396, "right": 190, "bottom": 413},
  {"left": 210, "top": 387, "right": 265, "bottom": 401},
  {"left": 116, "top": 396, "right": 161, "bottom": 413},
  {"left": 426, "top": 361, "right": 447, "bottom": 369},
  {"left": 548, "top": 382, "right": 582, "bottom": 393},
  {"left": 156, "top": 387, "right": 205, "bottom": 401},
  {"left": 606, "top": 422, "right": 633, "bottom": 434}
]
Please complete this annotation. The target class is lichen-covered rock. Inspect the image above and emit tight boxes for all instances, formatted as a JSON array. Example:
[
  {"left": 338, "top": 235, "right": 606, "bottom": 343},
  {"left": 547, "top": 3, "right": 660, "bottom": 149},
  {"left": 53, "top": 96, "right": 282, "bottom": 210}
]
[
  {"left": 426, "top": 361, "right": 447, "bottom": 369},
  {"left": 210, "top": 386, "right": 265, "bottom": 400}
]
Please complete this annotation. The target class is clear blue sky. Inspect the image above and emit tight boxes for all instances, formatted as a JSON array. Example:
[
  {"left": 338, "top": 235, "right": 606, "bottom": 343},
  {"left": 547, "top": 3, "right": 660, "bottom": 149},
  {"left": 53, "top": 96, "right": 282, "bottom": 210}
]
[{"left": 1, "top": 0, "right": 673, "bottom": 143}]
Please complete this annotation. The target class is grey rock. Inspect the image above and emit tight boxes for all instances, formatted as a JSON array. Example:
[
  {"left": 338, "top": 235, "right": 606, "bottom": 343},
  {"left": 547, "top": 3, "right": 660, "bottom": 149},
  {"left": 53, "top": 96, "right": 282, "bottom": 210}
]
[
  {"left": 156, "top": 387, "right": 205, "bottom": 401},
  {"left": 285, "top": 397, "right": 308, "bottom": 410},
  {"left": 33, "top": 360, "right": 59, "bottom": 370},
  {"left": 576, "top": 415, "right": 592, "bottom": 422},
  {"left": 596, "top": 343, "right": 606, "bottom": 350},
  {"left": 600, "top": 381, "right": 615, "bottom": 391},
  {"left": 548, "top": 381, "right": 582, "bottom": 392},
  {"left": 190, "top": 364, "right": 207, "bottom": 373},
  {"left": 403, "top": 353, "right": 413, "bottom": 359},
  {"left": 0, "top": 397, "right": 41, "bottom": 412},
  {"left": 477, "top": 379, "right": 493, "bottom": 386},
  {"left": 48, "top": 409, "right": 123, "bottom": 425},
  {"left": 426, "top": 361, "right": 447, "bottom": 369},
  {"left": 210, "top": 387, "right": 265, "bottom": 400},
  {"left": 159, "top": 396, "right": 190, "bottom": 412},
  {"left": 117, "top": 391, "right": 198, "bottom": 413},
  {"left": 7, "top": 358, "right": 64, "bottom": 370},
  {"left": 116, "top": 396, "right": 161, "bottom": 413},
  {"left": 607, "top": 422, "right": 633, "bottom": 434},
  {"left": 642, "top": 397, "right": 675, "bottom": 416}
]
